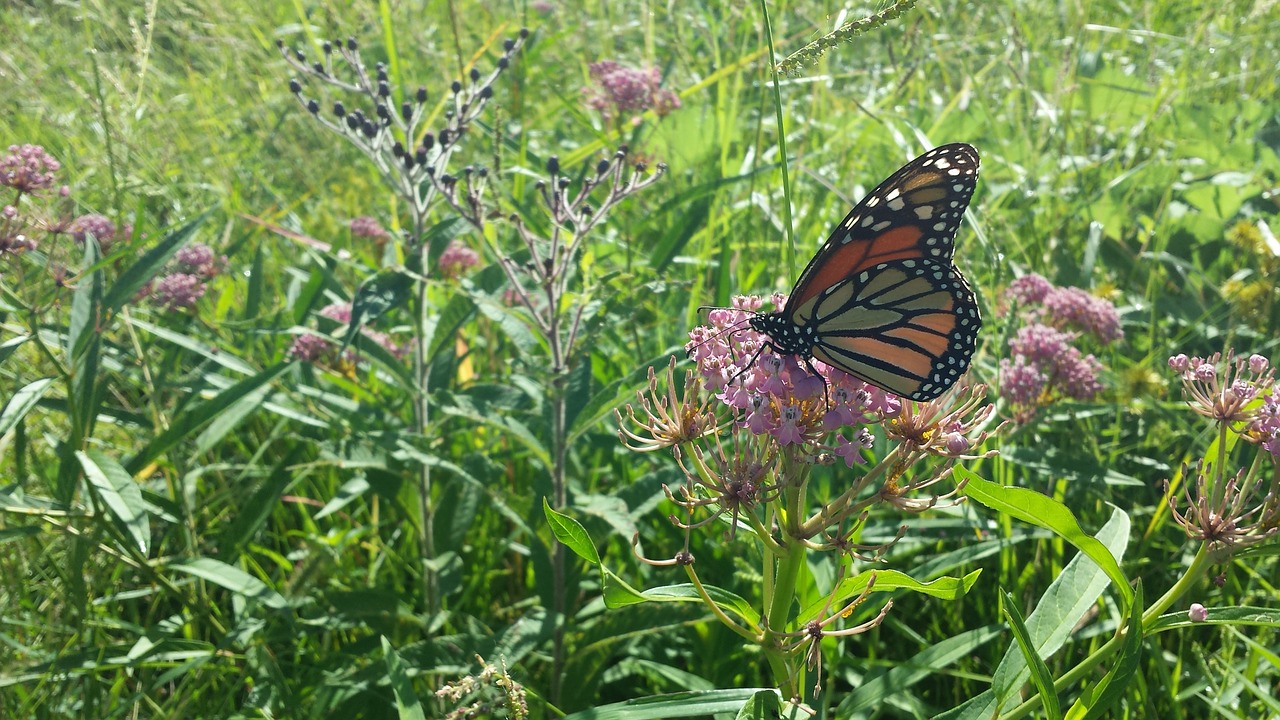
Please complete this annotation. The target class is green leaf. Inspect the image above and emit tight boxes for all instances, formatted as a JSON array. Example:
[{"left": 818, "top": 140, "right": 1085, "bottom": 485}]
[
  {"left": 1148, "top": 605, "right": 1280, "bottom": 632},
  {"left": 77, "top": 449, "right": 151, "bottom": 555},
  {"left": 0, "top": 377, "right": 54, "bottom": 437},
  {"left": 544, "top": 498, "right": 601, "bottom": 565},
  {"left": 344, "top": 269, "right": 413, "bottom": 349},
  {"left": 839, "top": 624, "right": 1005, "bottom": 714},
  {"left": 1003, "top": 589, "right": 1062, "bottom": 719},
  {"left": 601, "top": 568, "right": 760, "bottom": 626},
  {"left": 560, "top": 689, "right": 773, "bottom": 720},
  {"left": 168, "top": 557, "right": 287, "bottom": 609},
  {"left": 381, "top": 636, "right": 427, "bottom": 720},
  {"left": 425, "top": 292, "right": 476, "bottom": 363},
  {"left": 938, "top": 508, "right": 1130, "bottom": 720},
  {"left": 315, "top": 474, "right": 371, "bottom": 520},
  {"left": 102, "top": 212, "right": 208, "bottom": 311},
  {"left": 126, "top": 318, "right": 257, "bottom": 376},
  {"left": 1070, "top": 582, "right": 1145, "bottom": 720},
  {"left": 958, "top": 468, "right": 1132, "bottom": 603},
  {"left": 796, "top": 569, "right": 981, "bottom": 625},
  {"left": 66, "top": 236, "right": 102, "bottom": 363},
  {"left": 734, "top": 689, "right": 782, "bottom": 720},
  {"left": 125, "top": 363, "right": 290, "bottom": 474}
]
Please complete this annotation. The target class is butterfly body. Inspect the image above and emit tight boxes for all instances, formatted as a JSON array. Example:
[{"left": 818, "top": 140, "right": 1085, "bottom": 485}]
[{"left": 751, "top": 143, "right": 983, "bottom": 402}]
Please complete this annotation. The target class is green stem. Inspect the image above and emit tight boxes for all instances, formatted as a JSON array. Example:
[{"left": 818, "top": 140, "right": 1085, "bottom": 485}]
[
  {"left": 1002, "top": 545, "right": 1212, "bottom": 720},
  {"left": 758, "top": 0, "right": 797, "bottom": 278}
]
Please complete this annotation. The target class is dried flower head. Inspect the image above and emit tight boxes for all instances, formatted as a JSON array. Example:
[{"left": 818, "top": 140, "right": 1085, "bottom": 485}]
[{"left": 1167, "top": 465, "right": 1280, "bottom": 563}]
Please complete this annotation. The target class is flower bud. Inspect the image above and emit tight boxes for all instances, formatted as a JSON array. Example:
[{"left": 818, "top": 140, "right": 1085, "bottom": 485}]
[
  {"left": 451, "top": 80, "right": 463, "bottom": 94},
  {"left": 346, "top": 37, "right": 357, "bottom": 50},
  {"left": 547, "top": 156, "right": 560, "bottom": 174}
]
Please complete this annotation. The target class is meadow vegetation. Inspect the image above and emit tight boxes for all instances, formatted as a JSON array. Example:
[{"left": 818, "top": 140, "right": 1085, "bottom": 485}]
[{"left": 1, "top": 1, "right": 1278, "bottom": 718}]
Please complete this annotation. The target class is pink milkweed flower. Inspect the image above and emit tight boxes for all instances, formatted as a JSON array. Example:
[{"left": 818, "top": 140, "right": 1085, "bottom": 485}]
[{"left": 1, "top": 144, "right": 61, "bottom": 194}]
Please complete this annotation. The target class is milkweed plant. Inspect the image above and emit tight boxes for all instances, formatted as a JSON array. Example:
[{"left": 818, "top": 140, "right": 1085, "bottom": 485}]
[{"left": 614, "top": 294, "right": 1002, "bottom": 700}]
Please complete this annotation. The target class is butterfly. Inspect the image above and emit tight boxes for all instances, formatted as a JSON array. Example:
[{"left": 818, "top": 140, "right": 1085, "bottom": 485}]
[{"left": 747, "top": 143, "right": 982, "bottom": 402}]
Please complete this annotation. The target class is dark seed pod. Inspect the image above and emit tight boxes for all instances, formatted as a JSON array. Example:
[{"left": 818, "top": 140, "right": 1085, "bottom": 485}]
[
  {"left": 519, "top": 27, "right": 530, "bottom": 38},
  {"left": 470, "top": 67, "right": 481, "bottom": 82},
  {"left": 306, "top": 99, "right": 319, "bottom": 114},
  {"left": 415, "top": 147, "right": 427, "bottom": 164},
  {"left": 322, "top": 40, "right": 332, "bottom": 54},
  {"left": 503, "top": 38, "right": 516, "bottom": 51},
  {"left": 416, "top": 86, "right": 427, "bottom": 103},
  {"left": 345, "top": 114, "right": 359, "bottom": 130},
  {"left": 422, "top": 133, "right": 435, "bottom": 150},
  {"left": 497, "top": 57, "right": 509, "bottom": 70},
  {"left": 333, "top": 101, "right": 345, "bottom": 117},
  {"left": 346, "top": 37, "right": 357, "bottom": 51},
  {"left": 451, "top": 80, "right": 463, "bottom": 94},
  {"left": 288, "top": 78, "right": 302, "bottom": 94},
  {"left": 596, "top": 159, "right": 610, "bottom": 175},
  {"left": 479, "top": 86, "right": 493, "bottom": 99},
  {"left": 378, "top": 81, "right": 390, "bottom": 98},
  {"left": 311, "top": 62, "right": 324, "bottom": 75},
  {"left": 547, "top": 156, "right": 560, "bottom": 174},
  {"left": 635, "top": 162, "right": 647, "bottom": 172},
  {"left": 392, "top": 141, "right": 404, "bottom": 157},
  {"left": 401, "top": 102, "right": 413, "bottom": 121}
]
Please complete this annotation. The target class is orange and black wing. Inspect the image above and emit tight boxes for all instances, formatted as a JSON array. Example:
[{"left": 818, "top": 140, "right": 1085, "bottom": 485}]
[
  {"left": 785, "top": 143, "right": 980, "bottom": 318},
  {"left": 787, "top": 144, "right": 982, "bottom": 401}
]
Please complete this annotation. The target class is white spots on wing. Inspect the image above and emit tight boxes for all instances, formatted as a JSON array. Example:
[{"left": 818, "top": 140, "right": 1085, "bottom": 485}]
[
  {"left": 886, "top": 196, "right": 905, "bottom": 211},
  {"left": 933, "top": 221, "right": 948, "bottom": 232},
  {"left": 915, "top": 205, "right": 934, "bottom": 220},
  {"left": 872, "top": 220, "right": 891, "bottom": 232}
]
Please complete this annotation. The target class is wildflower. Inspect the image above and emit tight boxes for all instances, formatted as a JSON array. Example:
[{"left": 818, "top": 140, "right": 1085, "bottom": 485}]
[
  {"left": 288, "top": 333, "right": 334, "bottom": 363},
  {"left": 1041, "top": 286, "right": 1123, "bottom": 343},
  {"left": 584, "top": 61, "right": 681, "bottom": 123},
  {"left": 315, "top": 301, "right": 406, "bottom": 358},
  {"left": 438, "top": 239, "right": 479, "bottom": 279},
  {"left": 1005, "top": 273, "right": 1053, "bottom": 304},
  {"left": 68, "top": 213, "right": 130, "bottom": 251},
  {"left": 531, "top": 0, "right": 555, "bottom": 14},
  {"left": 616, "top": 357, "right": 722, "bottom": 452},
  {"left": 686, "top": 294, "right": 889, "bottom": 447},
  {"left": 1171, "top": 351, "right": 1275, "bottom": 426},
  {"left": 349, "top": 215, "right": 388, "bottom": 240},
  {"left": 172, "top": 243, "right": 226, "bottom": 279},
  {"left": 882, "top": 384, "right": 997, "bottom": 459},
  {"left": 151, "top": 273, "right": 206, "bottom": 310},
  {"left": 1167, "top": 465, "right": 1280, "bottom": 563},
  {"left": 1, "top": 144, "right": 61, "bottom": 194},
  {"left": 1188, "top": 603, "right": 1208, "bottom": 622},
  {"left": 998, "top": 276, "right": 1121, "bottom": 423}
]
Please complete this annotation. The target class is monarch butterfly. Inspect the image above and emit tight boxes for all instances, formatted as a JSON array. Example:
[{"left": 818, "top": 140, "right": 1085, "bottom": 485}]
[{"left": 747, "top": 143, "right": 982, "bottom": 402}]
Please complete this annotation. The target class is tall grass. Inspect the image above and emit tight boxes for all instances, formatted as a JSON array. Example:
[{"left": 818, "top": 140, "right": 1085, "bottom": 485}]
[{"left": 1, "top": 0, "right": 1278, "bottom": 718}]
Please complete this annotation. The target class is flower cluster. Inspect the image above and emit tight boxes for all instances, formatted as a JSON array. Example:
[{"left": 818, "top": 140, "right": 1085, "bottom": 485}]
[
  {"left": 435, "top": 655, "right": 528, "bottom": 720},
  {"left": 686, "top": 295, "right": 898, "bottom": 465},
  {"left": 140, "top": 242, "right": 227, "bottom": 311},
  {"left": 1, "top": 144, "right": 63, "bottom": 194},
  {"left": 998, "top": 274, "right": 1122, "bottom": 423},
  {"left": 438, "top": 239, "right": 480, "bottom": 280},
  {"left": 1165, "top": 350, "right": 1280, "bottom": 563},
  {"left": 68, "top": 213, "right": 132, "bottom": 252},
  {"left": 2, "top": 143, "right": 70, "bottom": 256},
  {"left": 288, "top": 301, "right": 405, "bottom": 366},
  {"left": 1169, "top": 351, "right": 1279, "bottom": 460},
  {"left": 349, "top": 215, "right": 387, "bottom": 240},
  {"left": 583, "top": 61, "right": 681, "bottom": 125}
]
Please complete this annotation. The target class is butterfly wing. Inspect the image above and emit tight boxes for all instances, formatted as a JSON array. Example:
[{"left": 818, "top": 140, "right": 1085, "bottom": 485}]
[
  {"left": 806, "top": 259, "right": 981, "bottom": 400},
  {"left": 786, "top": 143, "right": 980, "bottom": 318},
  {"left": 786, "top": 143, "right": 982, "bottom": 401}
]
